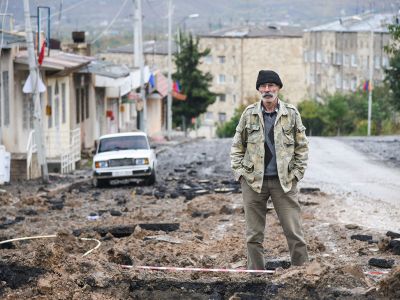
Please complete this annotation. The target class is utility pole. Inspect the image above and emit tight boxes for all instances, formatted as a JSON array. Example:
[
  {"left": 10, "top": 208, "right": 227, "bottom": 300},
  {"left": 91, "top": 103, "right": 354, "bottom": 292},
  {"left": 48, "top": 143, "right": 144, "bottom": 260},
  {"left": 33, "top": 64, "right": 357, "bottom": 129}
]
[
  {"left": 132, "top": 0, "right": 146, "bottom": 133},
  {"left": 367, "top": 28, "right": 374, "bottom": 136},
  {"left": 23, "top": 0, "right": 49, "bottom": 183},
  {"left": 167, "top": 0, "right": 173, "bottom": 139}
]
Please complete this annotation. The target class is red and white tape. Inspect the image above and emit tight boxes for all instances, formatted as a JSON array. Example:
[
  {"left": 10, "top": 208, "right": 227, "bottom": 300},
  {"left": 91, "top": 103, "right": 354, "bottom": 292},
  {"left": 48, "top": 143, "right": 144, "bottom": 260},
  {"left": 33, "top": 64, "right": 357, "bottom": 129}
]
[{"left": 121, "top": 265, "right": 275, "bottom": 274}]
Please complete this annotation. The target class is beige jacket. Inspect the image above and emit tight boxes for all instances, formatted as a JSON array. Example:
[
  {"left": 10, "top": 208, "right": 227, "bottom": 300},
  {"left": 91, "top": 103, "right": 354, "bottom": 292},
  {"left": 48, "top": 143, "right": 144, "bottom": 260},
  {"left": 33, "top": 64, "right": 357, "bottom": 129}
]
[{"left": 230, "top": 100, "right": 309, "bottom": 193}]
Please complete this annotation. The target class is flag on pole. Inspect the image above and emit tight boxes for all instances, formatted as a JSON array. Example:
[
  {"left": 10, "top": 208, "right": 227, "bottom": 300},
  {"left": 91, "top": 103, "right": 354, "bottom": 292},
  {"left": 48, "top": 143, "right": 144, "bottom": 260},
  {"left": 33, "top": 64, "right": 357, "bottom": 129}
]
[
  {"left": 173, "top": 80, "right": 181, "bottom": 93},
  {"left": 148, "top": 73, "right": 155, "bottom": 89},
  {"left": 38, "top": 41, "right": 46, "bottom": 65},
  {"left": 363, "top": 80, "right": 373, "bottom": 91}
]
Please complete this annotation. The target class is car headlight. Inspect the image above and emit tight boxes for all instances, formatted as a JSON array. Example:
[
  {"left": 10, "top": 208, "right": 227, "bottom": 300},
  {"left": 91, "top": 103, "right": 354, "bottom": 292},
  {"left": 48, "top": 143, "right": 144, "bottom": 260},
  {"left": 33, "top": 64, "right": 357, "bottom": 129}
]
[
  {"left": 135, "top": 158, "right": 149, "bottom": 165},
  {"left": 95, "top": 160, "right": 109, "bottom": 168}
]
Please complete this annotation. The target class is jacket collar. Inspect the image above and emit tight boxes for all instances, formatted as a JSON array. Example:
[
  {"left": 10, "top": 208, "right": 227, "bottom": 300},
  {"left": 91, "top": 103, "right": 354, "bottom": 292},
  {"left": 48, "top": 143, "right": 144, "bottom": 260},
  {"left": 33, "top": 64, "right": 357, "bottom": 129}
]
[{"left": 253, "top": 99, "right": 288, "bottom": 127}]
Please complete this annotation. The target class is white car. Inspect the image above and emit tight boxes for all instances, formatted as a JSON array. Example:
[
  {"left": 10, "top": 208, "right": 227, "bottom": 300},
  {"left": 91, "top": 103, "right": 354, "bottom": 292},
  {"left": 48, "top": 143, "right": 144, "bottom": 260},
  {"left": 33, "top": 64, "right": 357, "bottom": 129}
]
[{"left": 92, "top": 132, "right": 157, "bottom": 187}]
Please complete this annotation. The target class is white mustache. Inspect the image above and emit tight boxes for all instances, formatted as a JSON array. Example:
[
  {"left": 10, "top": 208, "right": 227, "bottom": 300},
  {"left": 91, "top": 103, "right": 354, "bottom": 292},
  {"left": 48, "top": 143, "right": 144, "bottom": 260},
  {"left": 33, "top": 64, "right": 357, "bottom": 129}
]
[{"left": 262, "top": 92, "right": 275, "bottom": 98}]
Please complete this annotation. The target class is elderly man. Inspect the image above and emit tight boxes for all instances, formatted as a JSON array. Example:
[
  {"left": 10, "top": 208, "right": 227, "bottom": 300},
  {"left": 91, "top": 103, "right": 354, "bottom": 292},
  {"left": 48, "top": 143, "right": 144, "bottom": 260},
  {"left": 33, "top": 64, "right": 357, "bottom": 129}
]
[{"left": 230, "top": 70, "right": 309, "bottom": 270}]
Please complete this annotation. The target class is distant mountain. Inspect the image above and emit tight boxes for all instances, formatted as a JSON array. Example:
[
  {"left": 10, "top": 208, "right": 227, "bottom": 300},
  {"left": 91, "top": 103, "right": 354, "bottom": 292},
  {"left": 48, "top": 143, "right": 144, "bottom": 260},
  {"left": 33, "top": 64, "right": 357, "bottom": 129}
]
[{"left": 5, "top": 0, "right": 400, "bottom": 40}]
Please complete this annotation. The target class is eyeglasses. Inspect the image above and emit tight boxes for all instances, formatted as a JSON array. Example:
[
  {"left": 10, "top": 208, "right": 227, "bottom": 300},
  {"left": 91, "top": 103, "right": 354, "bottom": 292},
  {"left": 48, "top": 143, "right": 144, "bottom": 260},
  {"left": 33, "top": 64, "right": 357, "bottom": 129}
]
[{"left": 259, "top": 83, "right": 278, "bottom": 89}]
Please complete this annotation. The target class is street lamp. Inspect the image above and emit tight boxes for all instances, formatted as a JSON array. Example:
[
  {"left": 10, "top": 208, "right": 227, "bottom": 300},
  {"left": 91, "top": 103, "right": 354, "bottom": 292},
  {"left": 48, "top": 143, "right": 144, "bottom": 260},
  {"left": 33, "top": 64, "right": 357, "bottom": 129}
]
[
  {"left": 352, "top": 15, "right": 374, "bottom": 136},
  {"left": 177, "top": 13, "right": 199, "bottom": 53}
]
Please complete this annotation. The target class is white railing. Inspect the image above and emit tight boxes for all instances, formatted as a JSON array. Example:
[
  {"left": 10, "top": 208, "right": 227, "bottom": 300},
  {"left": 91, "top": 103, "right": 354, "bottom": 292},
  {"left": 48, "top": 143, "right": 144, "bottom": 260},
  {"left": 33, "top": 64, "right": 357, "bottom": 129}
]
[
  {"left": 60, "top": 128, "right": 81, "bottom": 174},
  {"left": 26, "top": 130, "right": 37, "bottom": 180}
]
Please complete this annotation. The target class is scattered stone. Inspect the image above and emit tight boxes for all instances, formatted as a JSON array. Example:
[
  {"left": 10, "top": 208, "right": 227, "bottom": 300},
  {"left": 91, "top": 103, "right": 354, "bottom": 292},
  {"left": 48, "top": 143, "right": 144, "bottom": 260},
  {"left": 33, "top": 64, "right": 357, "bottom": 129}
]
[
  {"left": 18, "top": 208, "right": 38, "bottom": 216},
  {"left": 351, "top": 234, "right": 373, "bottom": 241},
  {"left": 219, "top": 205, "right": 235, "bottom": 215},
  {"left": 386, "top": 231, "right": 400, "bottom": 239},
  {"left": 138, "top": 223, "right": 180, "bottom": 232},
  {"left": 180, "top": 184, "right": 192, "bottom": 191},
  {"left": 345, "top": 224, "right": 361, "bottom": 230},
  {"left": 368, "top": 258, "right": 395, "bottom": 269},
  {"left": 191, "top": 211, "right": 212, "bottom": 218},
  {"left": 110, "top": 210, "right": 122, "bottom": 217},
  {"left": 144, "top": 235, "right": 183, "bottom": 244},
  {"left": 214, "top": 187, "right": 235, "bottom": 193},
  {"left": 184, "top": 192, "right": 194, "bottom": 201},
  {"left": 231, "top": 260, "right": 247, "bottom": 269},
  {"left": 169, "top": 191, "right": 179, "bottom": 199},
  {"left": 107, "top": 248, "right": 133, "bottom": 265},
  {"left": 389, "top": 239, "right": 400, "bottom": 255},
  {"left": 174, "top": 167, "right": 186, "bottom": 172},
  {"left": 265, "top": 259, "right": 291, "bottom": 270},
  {"left": 198, "top": 179, "right": 210, "bottom": 184},
  {"left": 299, "top": 187, "right": 320, "bottom": 194},
  {"left": 194, "top": 189, "right": 208, "bottom": 195},
  {"left": 37, "top": 277, "right": 52, "bottom": 294}
]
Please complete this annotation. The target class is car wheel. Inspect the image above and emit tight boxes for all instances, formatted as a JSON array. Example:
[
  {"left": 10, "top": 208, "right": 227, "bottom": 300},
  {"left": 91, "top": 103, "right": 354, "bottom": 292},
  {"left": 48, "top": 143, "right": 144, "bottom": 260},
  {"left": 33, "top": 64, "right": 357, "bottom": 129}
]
[
  {"left": 93, "top": 177, "right": 108, "bottom": 188},
  {"left": 145, "top": 169, "right": 156, "bottom": 186}
]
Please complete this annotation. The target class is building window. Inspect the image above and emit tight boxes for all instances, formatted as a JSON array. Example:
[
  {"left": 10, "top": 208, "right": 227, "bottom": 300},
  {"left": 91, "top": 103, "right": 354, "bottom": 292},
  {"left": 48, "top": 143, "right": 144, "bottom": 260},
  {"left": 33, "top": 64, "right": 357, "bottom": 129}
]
[
  {"left": 217, "top": 94, "right": 226, "bottom": 102},
  {"left": 233, "top": 75, "right": 237, "bottom": 83},
  {"left": 316, "top": 51, "right": 322, "bottom": 63},
  {"left": 382, "top": 56, "right": 389, "bottom": 68},
  {"left": 61, "top": 83, "right": 66, "bottom": 124},
  {"left": 343, "top": 78, "right": 349, "bottom": 90},
  {"left": 218, "top": 56, "right": 225, "bottom": 63},
  {"left": 2, "top": 71, "right": 9, "bottom": 126},
  {"left": 205, "top": 112, "right": 213, "bottom": 120},
  {"left": 218, "top": 74, "right": 225, "bottom": 84},
  {"left": 335, "top": 53, "right": 342, "bottom": 65},
  {"left": 204, "top": 55, "right": 213, "bottom": 64},
  {"left": 76, "top": 88, "right": 80, "bottom": 124},
  {"left": 47, "top": 86, "right": 52, "bottom": 128},
  {"left": 351, "top": 77, "right": 357, "bottom": 91},
  {"left": 335, "top": 74, "right": 341, "bottom": 89},
  {"left": 303, "top": 51, "right": 308, "bottom": 63},
  {"left": 351, "top": 54, "right": 358, "bottom": 67},
  {"left": 344, "top": 54, "right": 350, "bottom": 66},
  {"left": 85, "top": 88, "right": 89, "bottom": 119},
  {"left": 233, "top": 94, "right": 236, "bottom": 103},
  {"left": 80, "top": 88, "right": 85, "bottom": 122},
  {"left": 23, "top": 93, "right": 34, "bottom": 129},
  {"left": 374, "top": 55, "right": 381, "bottom": 69},
  {"left": 218, "top": 112, "right": 226, "bottom": 123},
  {"left": 324, "top": 52, "right": 330, "bottom": 64},
  {"left": 54, "top": 95, "right": 60, "bottom": 128}
]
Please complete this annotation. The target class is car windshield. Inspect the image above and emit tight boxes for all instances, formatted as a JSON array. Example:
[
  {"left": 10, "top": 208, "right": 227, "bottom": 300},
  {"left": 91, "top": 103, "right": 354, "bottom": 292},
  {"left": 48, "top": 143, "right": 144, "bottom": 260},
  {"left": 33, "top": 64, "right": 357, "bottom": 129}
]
[{"left": 98, "top": 135, "right": 149, "bottom": 153}]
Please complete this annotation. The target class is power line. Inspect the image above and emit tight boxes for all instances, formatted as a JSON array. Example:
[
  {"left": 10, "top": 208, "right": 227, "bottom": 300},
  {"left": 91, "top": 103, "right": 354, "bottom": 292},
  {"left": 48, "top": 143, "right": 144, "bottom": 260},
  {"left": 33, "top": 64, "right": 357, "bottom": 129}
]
[{"left": 90, "top": 0, "right": 129, "bottom": 44}]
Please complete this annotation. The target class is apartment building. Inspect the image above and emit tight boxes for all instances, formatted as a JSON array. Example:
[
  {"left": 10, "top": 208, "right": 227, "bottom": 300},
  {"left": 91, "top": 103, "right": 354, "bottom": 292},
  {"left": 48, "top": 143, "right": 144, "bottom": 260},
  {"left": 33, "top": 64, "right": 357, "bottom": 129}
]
[
  {"left": 197, "top": 25, "right": 306, "bottom": 138},
  {"left": 304, "top": 13, "right": 394, "bottom": 100}
]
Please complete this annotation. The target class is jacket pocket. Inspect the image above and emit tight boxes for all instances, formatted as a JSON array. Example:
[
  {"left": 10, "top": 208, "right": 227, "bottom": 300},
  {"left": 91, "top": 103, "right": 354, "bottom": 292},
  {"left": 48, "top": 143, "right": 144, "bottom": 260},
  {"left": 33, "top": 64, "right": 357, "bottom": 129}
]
[
  {"left": 282, "top": 124, "right": 294, "bottom": 146},
  {"left": 241, "top": 159, "right": 254, "bottom": 173},
  {"left": 246, "top": 124, "right": 262, "bottom": 143}
]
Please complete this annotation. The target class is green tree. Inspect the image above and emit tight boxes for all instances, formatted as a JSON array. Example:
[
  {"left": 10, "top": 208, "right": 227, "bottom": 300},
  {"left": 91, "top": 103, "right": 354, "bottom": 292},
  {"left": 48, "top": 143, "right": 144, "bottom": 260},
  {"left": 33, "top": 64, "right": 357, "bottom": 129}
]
[
  {"left": 297, "top": 100, "right": 324, "bottom": 136},
  {"left": 172, "top": 33, "right": 215, "bottom": 128},
  {"left": 323, "top": 93, "right": 354, "bottom": 136},
  {"left": 216, "top": 105, "right": 246, "bottom": 138},
  {"left": 384, "top": 22, "right": 400, "bottom": 111}
]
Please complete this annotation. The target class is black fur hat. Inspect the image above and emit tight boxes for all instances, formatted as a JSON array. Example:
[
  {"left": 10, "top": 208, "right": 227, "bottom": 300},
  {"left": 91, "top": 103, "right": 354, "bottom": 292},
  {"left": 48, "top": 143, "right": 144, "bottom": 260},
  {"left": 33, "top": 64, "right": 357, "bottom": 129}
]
[{"left": 256, "top": 70, "right": 283, "bottom": 90}]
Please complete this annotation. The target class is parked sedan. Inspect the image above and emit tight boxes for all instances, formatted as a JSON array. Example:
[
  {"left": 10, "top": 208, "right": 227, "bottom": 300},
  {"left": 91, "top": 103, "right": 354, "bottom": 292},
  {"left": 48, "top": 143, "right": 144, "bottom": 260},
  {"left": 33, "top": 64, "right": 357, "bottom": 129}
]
[{"left": 92, "top": 132, "right": 157, "bottom": 187}]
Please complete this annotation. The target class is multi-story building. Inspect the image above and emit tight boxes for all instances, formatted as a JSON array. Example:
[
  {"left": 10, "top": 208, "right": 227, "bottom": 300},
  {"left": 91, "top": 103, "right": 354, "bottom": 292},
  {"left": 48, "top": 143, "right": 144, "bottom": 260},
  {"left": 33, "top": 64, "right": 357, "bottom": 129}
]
[
  {"left": 303, "top": 13, "right": 395, "bottom": 100},
  {"left": 197, "top": 25, "right": 306, "bottom": 138}
]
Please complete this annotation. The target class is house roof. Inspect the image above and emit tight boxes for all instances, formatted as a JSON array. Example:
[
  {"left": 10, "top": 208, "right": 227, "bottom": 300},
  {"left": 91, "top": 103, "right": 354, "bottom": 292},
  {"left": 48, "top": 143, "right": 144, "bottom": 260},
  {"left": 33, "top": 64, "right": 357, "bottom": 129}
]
[
  {"left": 200, "top": 25, "right": 303, "bottom": 38},
  {"left": 306, "top": 13, "right": 396, "bottom": 33},
  {"left": 78, "top": 60, "right": 130, "bottom": 79},
  {"left": 0, "top": 31, "right": 26, "bottom": 49},
  {"left": 15, "top": 50, "right": 94, "bottom": 72},
  {"left": 106, "top": 40, "right": 177, "bottom": 55}
]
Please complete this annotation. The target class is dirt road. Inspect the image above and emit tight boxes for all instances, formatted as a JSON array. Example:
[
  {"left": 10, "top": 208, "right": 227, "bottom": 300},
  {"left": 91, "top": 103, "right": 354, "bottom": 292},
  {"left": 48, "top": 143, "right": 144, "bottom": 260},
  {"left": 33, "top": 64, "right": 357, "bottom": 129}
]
[
  {"left": 304, "top": 137, "right": 400, "bottom": 231},
  {"left": 0, "top": 137, "right": 399, "bottom": 299}
]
